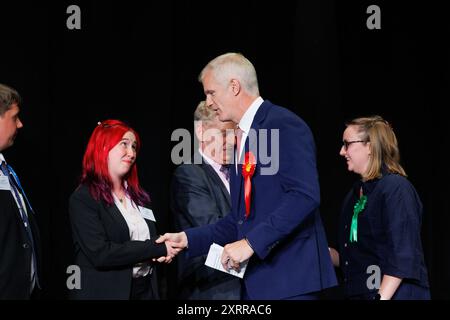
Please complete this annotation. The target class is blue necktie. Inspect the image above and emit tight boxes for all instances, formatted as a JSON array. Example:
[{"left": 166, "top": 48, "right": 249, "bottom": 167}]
[{"left": 1, "top": 161, "right": 40, "bottom": 291}]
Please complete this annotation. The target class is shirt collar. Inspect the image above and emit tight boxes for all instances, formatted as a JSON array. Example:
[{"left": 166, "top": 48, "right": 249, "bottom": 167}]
[
  {"left": 354, "top": 179, "right": 378, "bottom": 197},
  {"left": 353, "top": 166, "right": 391, "bottom": 196},
  {"left": 198, "top": 149, "right": 222, "bottom": 172},
  {"left": 237, "top": 96, "right": 264, "bottom": 134}
]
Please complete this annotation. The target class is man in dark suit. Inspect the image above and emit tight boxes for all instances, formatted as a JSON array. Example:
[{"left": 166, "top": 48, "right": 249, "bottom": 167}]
[
  {"left": 170, "top": 101, "right": 240, "bottom": 299},
  {"left": 0, "top": 83, "right": 41, "bottom": 299},
  {"left": 159, "top": 53, "right": 337, "bottom": 299}
]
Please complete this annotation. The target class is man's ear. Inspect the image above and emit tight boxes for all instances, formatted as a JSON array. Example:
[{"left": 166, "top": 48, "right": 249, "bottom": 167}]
[
  {"left": 230, "top": 79, "right": 241, "bottom": 96},
  {"left": 194, "top": 121, "right": 204, "bottom": 142}
]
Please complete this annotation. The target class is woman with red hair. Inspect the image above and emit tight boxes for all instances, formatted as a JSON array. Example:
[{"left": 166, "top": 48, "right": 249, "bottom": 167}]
[{"left": 69, "top": 120, "right": 177, "bottom": 300}]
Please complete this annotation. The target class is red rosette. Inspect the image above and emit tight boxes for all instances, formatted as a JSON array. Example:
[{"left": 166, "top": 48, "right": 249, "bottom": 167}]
[{"left": 242, "top": 152, "right": 256, "bottom": 218}]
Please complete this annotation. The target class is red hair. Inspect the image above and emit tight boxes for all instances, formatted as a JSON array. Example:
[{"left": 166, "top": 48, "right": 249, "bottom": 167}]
[{"left": 80, "top": 119, "right": 150, "bottom": 206}]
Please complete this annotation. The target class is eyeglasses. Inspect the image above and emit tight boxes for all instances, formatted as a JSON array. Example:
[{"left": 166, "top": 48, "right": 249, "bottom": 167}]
[{"left": 342, "top": 140, "right": 366, "bottom": 151}]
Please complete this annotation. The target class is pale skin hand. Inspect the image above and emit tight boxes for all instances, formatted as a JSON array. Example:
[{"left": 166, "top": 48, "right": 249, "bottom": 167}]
[
  {"left": 156, "top": 232, "right": 188, "bottom": 249},
  {"left": 153, "top": 232, "right": 188, "bottom": 263},
  {"left": 152, "top": 234, "right": 185, "bottom": 263},
  {"left": 328, "top": 247, "right": 340, "bottom": 267},
  {"left": 378, "top": 275, "right": 402, "bottom": 300},
  {"left": 221, "top": 239, "right": 254, "bottom": 271}
]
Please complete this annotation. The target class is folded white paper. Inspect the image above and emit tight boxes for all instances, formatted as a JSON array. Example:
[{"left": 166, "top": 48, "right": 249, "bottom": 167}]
[{"left": 204, "top": 243, "right": 248, "bottom": 278}]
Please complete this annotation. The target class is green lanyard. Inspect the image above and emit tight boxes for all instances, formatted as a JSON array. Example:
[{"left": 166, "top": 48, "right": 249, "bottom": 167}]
[{"left": 349, "top": 194, "right": 368, "bottom": 243}]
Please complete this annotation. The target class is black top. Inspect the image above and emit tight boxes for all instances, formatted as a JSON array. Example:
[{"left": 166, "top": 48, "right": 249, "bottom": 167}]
[{"left": 338, "top": 170, "right": 429, "bottom": 297}]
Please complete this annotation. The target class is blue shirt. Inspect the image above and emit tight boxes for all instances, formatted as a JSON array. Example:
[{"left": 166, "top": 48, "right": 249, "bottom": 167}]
[{"left": 338, "top": 170, "right": 430, "bottom": 298}]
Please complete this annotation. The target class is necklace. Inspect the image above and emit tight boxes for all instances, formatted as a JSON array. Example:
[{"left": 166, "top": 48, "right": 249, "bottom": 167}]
[{"left": 114, "top": 191, "right": 125, "bottom": 203}]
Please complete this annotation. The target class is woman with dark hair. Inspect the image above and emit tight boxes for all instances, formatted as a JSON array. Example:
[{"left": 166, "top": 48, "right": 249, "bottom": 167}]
[
  {"left": 329, "top": 115, "right": 430, "bottom": 300},
  {"left": 69, "top": 120, "right": 178, "bottom": 300}
]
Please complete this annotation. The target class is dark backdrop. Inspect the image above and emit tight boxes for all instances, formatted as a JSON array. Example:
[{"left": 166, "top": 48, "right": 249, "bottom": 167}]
[{"left": 1, "top": 1, "right": 449, "bottom": 299}]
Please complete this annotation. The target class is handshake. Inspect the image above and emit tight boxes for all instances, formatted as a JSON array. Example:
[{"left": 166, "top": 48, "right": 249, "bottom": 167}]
[
  {"left": 152, "top": 232, "right": 188, "bottom": 264},
  {"left": 153, "top": 232, "right": 255, "bottom": 272}
]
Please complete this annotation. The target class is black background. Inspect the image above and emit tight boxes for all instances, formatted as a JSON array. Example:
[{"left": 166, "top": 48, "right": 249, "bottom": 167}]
[{"left": 1, "top": 1, "right": 449, "bottom": 299}]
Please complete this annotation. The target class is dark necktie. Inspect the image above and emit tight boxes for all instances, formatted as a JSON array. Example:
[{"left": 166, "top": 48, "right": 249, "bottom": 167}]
[
  {"left": 220, "top": 164, "right": 230, "bottom": 183},
  {"left": 1, "top": 161, "right": 39, "bottom": 291}
]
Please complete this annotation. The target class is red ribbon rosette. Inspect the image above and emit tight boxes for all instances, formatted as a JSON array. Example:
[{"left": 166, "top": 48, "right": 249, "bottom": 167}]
[{"left": 242, "top": 151, "right": 256, "bottom": 218}]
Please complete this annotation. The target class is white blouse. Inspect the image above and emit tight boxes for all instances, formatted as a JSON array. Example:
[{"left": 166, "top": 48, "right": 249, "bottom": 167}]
[{"left": 113, "top": 193, "right": 152, "bottom": 278}]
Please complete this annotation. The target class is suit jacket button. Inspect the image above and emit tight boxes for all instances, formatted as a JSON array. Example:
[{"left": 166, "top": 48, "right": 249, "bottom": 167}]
[
  {"left": 23, "top": 243, "right": 30, "bottom": 249},
  {"left": 238, "top": 220, "right": 243, "bottom": 225}
]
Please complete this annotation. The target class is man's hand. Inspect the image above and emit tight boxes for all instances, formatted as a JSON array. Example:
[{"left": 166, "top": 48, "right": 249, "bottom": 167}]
[
  {"left": 329, "top": 247, "right": 340, "bottom": 267},
  {"left": 156, "top": 232, "right": 188, "bottom": 249},
  {"left": 153, "top": 232, "right": 187, "bottom": 263},
  {"left": 221, "top": 238, "right": 254, "bottom": 271}
]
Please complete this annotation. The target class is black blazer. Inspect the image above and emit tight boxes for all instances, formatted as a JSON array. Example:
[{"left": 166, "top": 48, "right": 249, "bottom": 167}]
[
  {"left": 0, "top": 185, "right": 42, "bottom": 299},
  {"left": 68, "top": 184, "right": 167, "bottom": 300},
  {"left": 171, "top": 157, "right": 241, "bottom": 299}
]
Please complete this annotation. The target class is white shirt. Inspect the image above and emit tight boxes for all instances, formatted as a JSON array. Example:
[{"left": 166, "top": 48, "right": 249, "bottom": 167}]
[
  {"left": 199, "top": 149, "right": 230, "bottom": 194},
  {"left": 0, "top": 153, "right": 28, "bottom": 217},
  {"left": 113, "top": 191, "right": 152, "bottom": 278},
  {"left": 236, "top": 96, "right": 264, "bottom": 170}
]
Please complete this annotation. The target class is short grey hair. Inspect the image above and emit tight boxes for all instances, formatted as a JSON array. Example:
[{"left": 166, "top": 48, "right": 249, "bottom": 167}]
[
  {"left": 198, "top": 53, "right": 259, "bottom": 96},
  {"left": 194, "top": 101, "right": 216, "bottom": 124}
]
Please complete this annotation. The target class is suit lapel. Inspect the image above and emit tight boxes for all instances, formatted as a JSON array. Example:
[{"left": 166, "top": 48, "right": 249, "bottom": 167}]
[
  {"left": 250, "top": 100, "right": 271, "bottom": 131},
  {"left": 201, "top": 162, "right": 231, "bottom": 204},
  {"left": 106, "top": 203, "right": 131, "bottom": 240},
  {"left": 231, "top": 159, "right": 243, "bottom": 213},
  {"left": 233, "top": 101, "right": 272, "bottom": 216},
  {"left": 2, "top": 185, "right": 36, "bottom": 238},
  {"left": 144, "top": 217, "right": 157, "bottom": 237},
  {"left": 107, "top": 202, "right": 158, "bottom": 240}
]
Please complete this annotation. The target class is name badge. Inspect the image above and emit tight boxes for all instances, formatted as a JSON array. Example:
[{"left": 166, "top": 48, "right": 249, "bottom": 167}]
[
  {"left": 139, "top": 206, "right": 156, "bottom": 222},
  {"left": 0, "top": 176, "right": 11, "bottom": 191}
]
